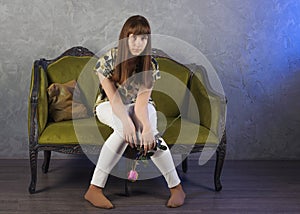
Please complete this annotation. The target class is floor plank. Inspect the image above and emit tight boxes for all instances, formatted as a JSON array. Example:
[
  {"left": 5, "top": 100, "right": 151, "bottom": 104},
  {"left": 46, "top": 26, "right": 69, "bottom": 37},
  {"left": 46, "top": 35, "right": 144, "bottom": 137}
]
[{"left": 0, "top": 158, "right": 299, "bottom": 213}]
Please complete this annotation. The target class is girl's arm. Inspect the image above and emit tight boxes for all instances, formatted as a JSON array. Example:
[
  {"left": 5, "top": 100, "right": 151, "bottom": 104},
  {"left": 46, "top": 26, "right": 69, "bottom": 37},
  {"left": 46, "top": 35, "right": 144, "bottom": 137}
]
[
  {"left": 134, "top": 86, "right": 155, "bottom": 153},
  {"left": 97, "top": 73, "right": 137, "bottom": 147}
]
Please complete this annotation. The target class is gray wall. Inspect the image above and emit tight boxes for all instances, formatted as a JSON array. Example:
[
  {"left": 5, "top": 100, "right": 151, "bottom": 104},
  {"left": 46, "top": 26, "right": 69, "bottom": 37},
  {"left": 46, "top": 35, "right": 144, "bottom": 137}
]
[{"left": 0, "top": 0, "right": 299, "bottom": 159}]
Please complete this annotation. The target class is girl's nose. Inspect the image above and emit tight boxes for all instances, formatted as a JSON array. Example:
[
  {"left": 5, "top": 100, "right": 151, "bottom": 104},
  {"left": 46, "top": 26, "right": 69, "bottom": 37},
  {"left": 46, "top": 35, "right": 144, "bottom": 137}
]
[{"left": 135, "top": 38, "right": 142, "bottom": 46}]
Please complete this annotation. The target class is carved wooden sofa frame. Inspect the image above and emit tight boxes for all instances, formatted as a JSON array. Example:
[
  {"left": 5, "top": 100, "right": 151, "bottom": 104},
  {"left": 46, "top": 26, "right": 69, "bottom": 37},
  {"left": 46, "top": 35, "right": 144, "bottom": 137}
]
[{"left": 28, "top": 46, "right": 227, "bottom": 194}]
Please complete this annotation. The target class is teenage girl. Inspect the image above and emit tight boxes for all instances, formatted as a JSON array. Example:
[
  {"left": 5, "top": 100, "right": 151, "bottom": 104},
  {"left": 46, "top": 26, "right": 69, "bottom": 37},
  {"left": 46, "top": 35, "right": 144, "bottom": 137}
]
[{"left": 84, "top": 15, "right": 186, "bottom": 209}]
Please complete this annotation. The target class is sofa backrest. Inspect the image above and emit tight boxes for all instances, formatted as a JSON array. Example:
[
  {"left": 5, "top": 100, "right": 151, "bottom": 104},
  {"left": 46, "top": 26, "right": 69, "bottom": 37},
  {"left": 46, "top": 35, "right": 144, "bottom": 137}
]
[
  {"left": 152, "top": 58, "right": 191, "bottom": 117},
  {"left": 45, "top": 55, "right": 191, "bottom": 119},
  {"left": 46, "top": 56, "right": 99, "bottom": 115}
]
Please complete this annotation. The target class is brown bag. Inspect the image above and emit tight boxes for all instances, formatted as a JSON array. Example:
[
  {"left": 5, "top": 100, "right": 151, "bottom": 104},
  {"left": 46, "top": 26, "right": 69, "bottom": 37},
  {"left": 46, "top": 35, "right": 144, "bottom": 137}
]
[{"left": 47, "top": 80, "right": 88, "bottom": 122}]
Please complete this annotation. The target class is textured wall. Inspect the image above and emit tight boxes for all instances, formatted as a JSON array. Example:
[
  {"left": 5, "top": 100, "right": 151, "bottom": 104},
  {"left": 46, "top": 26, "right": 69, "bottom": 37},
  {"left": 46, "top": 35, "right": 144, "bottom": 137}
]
[{"left": 0, "top": 0, "right": 299, "bottom": 159}]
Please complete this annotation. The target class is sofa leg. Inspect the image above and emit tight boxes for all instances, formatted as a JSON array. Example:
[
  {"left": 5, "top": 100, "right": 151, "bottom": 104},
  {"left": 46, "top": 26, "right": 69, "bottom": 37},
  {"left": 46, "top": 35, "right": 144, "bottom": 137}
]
[
  {"left": 42, "top": 151, "right": 51, "bottom": 174},
  {"left": 29, "top": 149, "right": 38, "bottom": 194},
  {"left": 214, "top": 131, "right": 226, "bottom": 192},
  {"left": 182, "top": 154, "right": 188, "bottom": 173},
  {"left": 124, "top": 180, "right": 130, "bottom": 197}
]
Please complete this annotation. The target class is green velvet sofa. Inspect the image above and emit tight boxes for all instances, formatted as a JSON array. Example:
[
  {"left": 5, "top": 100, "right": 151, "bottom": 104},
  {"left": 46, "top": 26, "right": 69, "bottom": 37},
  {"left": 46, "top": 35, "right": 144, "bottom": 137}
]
[{"left": 28, "top": 46, "right": 227, "bottom": 194}]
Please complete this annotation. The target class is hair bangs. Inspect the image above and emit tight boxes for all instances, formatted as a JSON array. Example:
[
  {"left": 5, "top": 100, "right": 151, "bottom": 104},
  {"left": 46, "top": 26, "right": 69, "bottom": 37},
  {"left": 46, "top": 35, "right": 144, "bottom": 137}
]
[{"left": 128, "top": 21, "right": 151, "bottom": 36}]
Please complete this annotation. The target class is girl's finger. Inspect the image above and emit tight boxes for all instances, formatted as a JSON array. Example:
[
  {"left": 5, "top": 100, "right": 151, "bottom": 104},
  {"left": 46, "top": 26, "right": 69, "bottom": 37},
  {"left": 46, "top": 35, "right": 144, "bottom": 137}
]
[
  {"left": 150, "top": 141, "right": 155, "bottom": 150},
  {"left": 132, "top": 134, "right": 138, "bottom": 148},
  {"left": 126, "top": 135, "right": 132, "bottom": 147},
  {"left": 143, "top": 143, "right": 148, "bottom": 155},
  {"left": 152, "top": 139, "right": 156, "bottom": 149}
]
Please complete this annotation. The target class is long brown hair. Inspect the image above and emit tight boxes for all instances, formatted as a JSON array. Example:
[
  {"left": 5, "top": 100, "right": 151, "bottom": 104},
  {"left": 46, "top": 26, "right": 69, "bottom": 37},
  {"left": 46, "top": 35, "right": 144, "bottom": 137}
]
[{"left": 112, "top": 15, "right": 153, "bottom": 88}]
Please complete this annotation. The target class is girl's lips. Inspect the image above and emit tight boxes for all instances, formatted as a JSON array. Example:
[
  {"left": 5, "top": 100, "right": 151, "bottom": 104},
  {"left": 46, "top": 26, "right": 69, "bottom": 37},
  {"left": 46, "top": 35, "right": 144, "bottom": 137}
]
[{"left": 131, "top": 49, "right": 142, "bottom": 56}]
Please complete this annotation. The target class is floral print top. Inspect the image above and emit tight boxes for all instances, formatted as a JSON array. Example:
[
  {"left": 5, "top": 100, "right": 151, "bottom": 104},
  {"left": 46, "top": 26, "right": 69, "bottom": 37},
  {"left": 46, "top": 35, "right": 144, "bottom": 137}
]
[{"left": 93, "top": 47, "right": 161, "bottom": 110}]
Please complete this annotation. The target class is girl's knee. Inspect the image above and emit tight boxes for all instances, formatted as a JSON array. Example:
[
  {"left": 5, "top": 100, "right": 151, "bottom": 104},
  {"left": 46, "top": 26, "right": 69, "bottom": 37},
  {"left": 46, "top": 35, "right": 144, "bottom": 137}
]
[
  {"left": 147, "top": 104, "right": 158, "bottom": 129},
  {"left": 96, "top": 102, "right": 113, "bottom": 125}
]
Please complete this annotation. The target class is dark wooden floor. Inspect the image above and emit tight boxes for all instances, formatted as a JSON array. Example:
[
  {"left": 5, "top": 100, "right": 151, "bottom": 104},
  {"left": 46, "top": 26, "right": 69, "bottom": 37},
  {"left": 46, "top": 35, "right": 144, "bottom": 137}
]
[{"left": 0, "top": 157, "right": 299, "bottom": 214}]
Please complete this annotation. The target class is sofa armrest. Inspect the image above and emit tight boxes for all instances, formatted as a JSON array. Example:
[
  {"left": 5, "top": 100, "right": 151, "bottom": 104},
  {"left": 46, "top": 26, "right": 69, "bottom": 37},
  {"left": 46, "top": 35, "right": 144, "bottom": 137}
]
[
  {"left": 186, "top": 64, "right": 227, "bottom": 138},
  {"left": 28, "top": 59, "right": 49, "bottom": 143}
]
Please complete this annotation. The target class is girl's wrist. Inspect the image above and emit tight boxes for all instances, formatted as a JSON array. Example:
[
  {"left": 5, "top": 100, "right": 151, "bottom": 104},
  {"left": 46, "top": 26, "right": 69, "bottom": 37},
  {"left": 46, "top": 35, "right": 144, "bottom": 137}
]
[
  {"left": 121, "top": 115, "right": 133, "bottom": 126},
  {"left": 142, "top": 124, "right": 152, "bottom": 134}
]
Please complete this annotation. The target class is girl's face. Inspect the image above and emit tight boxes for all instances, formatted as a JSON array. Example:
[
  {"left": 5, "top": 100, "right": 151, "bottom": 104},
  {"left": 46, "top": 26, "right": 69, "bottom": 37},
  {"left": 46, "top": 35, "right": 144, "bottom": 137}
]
[{"left": 128, "top": 34, "right": 148, "bottom": 56}]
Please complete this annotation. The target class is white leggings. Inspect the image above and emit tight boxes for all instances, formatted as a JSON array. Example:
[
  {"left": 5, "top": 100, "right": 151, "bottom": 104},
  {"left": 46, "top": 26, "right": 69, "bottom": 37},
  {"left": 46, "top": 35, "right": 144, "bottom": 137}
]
[{"left": 91, "top": 101, "right": 181, "bottom": 188}]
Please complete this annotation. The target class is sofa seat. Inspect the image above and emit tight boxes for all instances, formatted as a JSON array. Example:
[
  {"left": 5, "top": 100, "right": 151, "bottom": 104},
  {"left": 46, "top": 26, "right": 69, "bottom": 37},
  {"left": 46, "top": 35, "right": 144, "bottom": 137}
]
[
  {"left": 39, "top": 116, "right": 218, "bottom": 149},
  {"left": 39, "top": 118, "right": 111, "bottom": 145}
]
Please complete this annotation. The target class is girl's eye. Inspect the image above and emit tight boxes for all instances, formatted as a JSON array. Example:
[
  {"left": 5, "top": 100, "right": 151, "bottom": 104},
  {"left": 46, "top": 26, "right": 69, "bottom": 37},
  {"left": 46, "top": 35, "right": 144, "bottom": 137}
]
[{"left": 129, "top": 34, "right": 136, "bottom": 41}]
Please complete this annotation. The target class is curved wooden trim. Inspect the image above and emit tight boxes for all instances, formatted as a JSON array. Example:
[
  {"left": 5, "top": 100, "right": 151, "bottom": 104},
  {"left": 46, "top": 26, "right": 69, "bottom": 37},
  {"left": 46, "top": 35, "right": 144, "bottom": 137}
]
[{"left": 43, "top": 46, "right": 96, "bottom": 66}]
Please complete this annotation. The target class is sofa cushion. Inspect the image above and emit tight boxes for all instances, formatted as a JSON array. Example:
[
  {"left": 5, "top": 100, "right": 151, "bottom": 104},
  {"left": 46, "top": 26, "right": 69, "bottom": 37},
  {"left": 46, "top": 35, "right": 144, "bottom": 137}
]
[
  {"left": 47, "top": 80, "right": 89, "bottom": 122},
  {"left": 39, "top": 116, "right": 218, "bottom": 149},
  {"left": 39, "top": 117, "right": 112, "bottom": 145},
  {"left": 39, "top": 116, "right": 176, "bottom": 145},
  {"left": 162, "top": 117, "right": 219, "bottom": 146}
]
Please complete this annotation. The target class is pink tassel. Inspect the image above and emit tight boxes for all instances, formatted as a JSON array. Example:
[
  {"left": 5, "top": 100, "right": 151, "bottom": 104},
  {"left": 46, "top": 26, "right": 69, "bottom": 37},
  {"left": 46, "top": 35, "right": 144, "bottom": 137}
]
[{"left": 128, "top": 170, "right": 138, "bottom": 182}]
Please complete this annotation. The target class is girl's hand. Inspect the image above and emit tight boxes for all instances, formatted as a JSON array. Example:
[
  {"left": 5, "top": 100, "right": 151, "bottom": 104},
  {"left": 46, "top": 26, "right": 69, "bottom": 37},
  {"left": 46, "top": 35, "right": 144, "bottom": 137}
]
[
  {"left": 141, "top": 128, "right": 155, "bottom": 155},
  {"left": 122, "top": 118, "right": 137, "bottom": 148}
]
